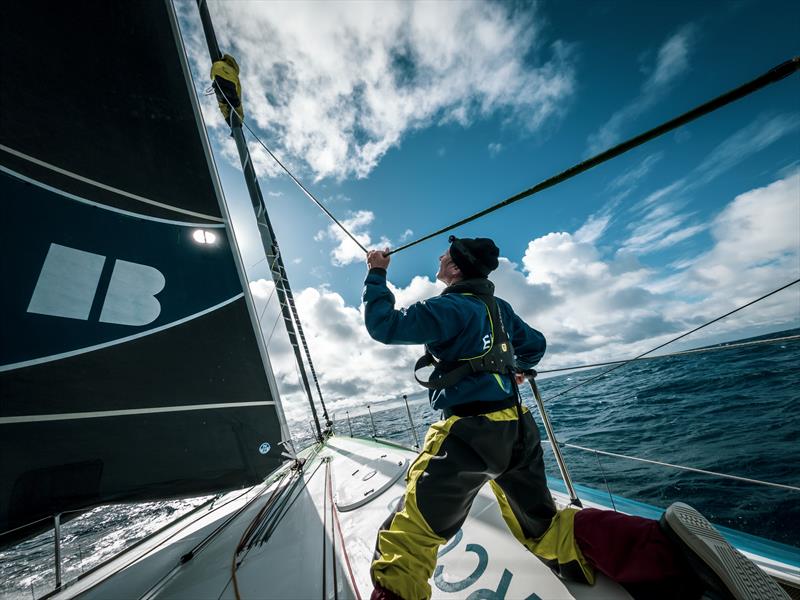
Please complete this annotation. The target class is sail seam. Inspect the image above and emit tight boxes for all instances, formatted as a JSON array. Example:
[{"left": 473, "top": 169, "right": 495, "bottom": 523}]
[
  {"left": 0, "top": 144, "right": 225, "bottom": 223},
  {"left": 0, "top": 401, "right": 276, "bottom": 424},
  {"left": 0, "top": 294, "right": 244, "bottom": 373}
]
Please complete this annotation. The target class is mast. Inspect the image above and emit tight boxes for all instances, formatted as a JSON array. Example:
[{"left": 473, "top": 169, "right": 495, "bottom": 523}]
[{"left": 195, "top": 0, "right": 327, "bottom": 439}]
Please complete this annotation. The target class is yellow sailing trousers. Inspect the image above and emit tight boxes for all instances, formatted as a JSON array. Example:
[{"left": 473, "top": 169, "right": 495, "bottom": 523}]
[
  {"left": 372, "top": 407, "right": 594, "bottom": 600},
  {"left": 371, "top": 406, "right": 593, "bottom": 600}
]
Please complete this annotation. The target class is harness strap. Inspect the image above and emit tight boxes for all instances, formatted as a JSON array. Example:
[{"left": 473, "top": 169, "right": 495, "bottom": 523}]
[
  {"left": 414, "top": 352, "right": 474, "bottom": 390},
  {"left": 414, "top": 290, "right": 516, "bottom": 390}
]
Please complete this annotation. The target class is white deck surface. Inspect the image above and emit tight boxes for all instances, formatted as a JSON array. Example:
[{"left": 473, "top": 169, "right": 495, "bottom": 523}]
[{"left": 53, "top": 435, "right": 636, "bottom": 599}]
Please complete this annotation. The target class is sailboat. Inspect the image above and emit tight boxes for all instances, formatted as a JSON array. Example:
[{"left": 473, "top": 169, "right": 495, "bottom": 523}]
[{"left": 1, "top": 1, "right": 798, "bottom": 599}]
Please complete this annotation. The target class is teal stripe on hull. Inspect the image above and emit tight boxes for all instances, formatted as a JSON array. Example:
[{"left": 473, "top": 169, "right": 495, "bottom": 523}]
[{"left": 546, "top": 477, "right": 800, "bottom": 569}]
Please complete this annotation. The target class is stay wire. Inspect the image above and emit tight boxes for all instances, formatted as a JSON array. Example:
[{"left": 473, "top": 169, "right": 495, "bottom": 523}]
[
  {"left": 214, "top": 84, "right": 367, "bottom": 254},
  {"left": 388, "top": 56, "right": 799, "bottom": 256},
  {"left": 543, "top": 278, "right": 800, "bottom": 403}
]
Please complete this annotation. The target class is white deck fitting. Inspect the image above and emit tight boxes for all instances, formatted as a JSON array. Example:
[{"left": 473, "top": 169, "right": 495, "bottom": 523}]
[{"left": 48, "top": 435, "right": 798, "bottom": 599}]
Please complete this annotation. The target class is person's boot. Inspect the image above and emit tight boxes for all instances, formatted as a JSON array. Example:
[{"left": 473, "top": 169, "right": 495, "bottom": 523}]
[{"left": 659, "top": 502, "right": 788, "bottom": 600}]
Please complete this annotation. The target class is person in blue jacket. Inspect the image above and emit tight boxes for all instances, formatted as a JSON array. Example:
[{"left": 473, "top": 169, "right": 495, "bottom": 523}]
[
  {"left": 365, "top": 236, "right": 592, "bottom": 600},
  {"left": 364, "top": 236, "right": 787, "bottom": 600}
]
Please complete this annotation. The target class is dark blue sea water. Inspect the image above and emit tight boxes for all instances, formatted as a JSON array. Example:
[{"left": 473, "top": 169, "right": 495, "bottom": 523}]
[
  {"left": 3, "top": 329, "right": 798, "bottom": 598},
  {"left": 341, "top": 328, "right": 800, "bottom": 548}
]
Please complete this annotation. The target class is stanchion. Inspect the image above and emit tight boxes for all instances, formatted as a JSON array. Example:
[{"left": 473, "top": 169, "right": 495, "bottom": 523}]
[{"left": 524, "top": 371, "right": 582, "bottom": 507}]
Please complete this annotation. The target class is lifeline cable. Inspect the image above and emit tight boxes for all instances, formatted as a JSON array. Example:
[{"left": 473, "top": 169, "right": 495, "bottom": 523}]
[
  {"left": 388, "top": 57, "right": 799, "bottom": 255},
  {"left": 541, "top": 441, "right": 800, "bottom": 492},
  {"left": 543, "top": 278, "right": 800, "bottom": 403}
]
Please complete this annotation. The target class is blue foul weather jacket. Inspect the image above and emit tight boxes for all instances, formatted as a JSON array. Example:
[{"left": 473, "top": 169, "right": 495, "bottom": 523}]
[{"left": 363, "top": 268, "right": 546, "bottom": 411}]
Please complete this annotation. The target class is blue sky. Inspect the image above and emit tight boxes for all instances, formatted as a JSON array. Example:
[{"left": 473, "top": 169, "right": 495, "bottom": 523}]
[{"left": 177, "top": 1, "right": 799, "bottom": 422}]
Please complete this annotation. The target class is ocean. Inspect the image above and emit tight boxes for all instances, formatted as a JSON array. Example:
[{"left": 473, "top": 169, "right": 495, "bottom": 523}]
[{"left": 3, "top": 329, "right": 799, "bottom": 598}]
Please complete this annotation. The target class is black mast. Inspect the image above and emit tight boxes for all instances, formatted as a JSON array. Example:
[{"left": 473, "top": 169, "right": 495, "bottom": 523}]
[{"left": 195, "top": 0, "right": 328, "bottom": 439}]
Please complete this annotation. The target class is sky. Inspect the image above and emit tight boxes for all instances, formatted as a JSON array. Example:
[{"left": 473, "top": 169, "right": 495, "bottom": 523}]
[{"left": 176, "top": 0, "right": 800, "bottom": 428}]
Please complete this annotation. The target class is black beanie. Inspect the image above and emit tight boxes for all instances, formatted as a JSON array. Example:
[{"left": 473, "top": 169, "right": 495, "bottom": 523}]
[{"left": 448, "top": 235, "right": 500, "bottom": 278}]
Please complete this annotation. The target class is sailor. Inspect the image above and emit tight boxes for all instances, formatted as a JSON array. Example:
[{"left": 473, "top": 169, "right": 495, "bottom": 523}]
[{"left": 364, "top": 236, "right": 787, "bottom": 600}]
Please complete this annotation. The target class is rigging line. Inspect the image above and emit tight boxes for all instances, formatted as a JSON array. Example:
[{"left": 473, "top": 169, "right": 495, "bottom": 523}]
[
  {"left": 272, "top": 261, "right": 332, "bottom": 423},
  {"left": 329, "top": 469, "right": 363, "bottom": 600},
  {"left": 594, "top": 450, "right": 617, "bottom": 512},
  {"left": 538, "top": 333, "right": 800, "bottom": 374},
  {"left": 542, "top": 441, "right": 800, "bottom": 492},
  {"left": 543, "top": 277, "right": 800, "bottom": 403},
  {"left": 246, "top": 445, "right": 328, "bottom": 548},
  {"left": 388, "top": 56, "right": 800, "bottom": 256},
  {"left": 266, "top": 305, "right": 287, "bottom": 346},
  {"left": 322, "top": 458, "right": 328, "bottom": 599},
  {"left": 329, "top": 460, "right": 339, "bottom": 600},
  {"left": 231, "top": 472, "right": 295, "bottom": 600},
  {"left": 213, "top": 84, "right": 368, "bottom": 254},
  {"left": 256, "top": 254, "right": 284, "bottom": 324},
  {"left": 256, "top": 460, "right": 327, "bottom": 546}
]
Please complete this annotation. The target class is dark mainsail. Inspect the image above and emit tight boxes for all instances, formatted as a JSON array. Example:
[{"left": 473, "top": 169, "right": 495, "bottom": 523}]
[{"left": 0, "top": 1, "right": 288, "bottom": 543}]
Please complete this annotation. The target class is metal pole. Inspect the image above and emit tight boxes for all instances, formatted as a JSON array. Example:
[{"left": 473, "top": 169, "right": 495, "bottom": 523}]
[
  {"left": 526, "top": 374, "right": 582, "bottom": 507},
  {"left": 367, "top": 405, "right": 377, "bottom": 437},
  {"left": 53, "top": 513, "right": 62, "bottom": 589},
  {"left": 194, "top": 0, "right": 323, "bottom": 441},
  {"left": 346, "top": 411, "right": 354, "bottom": 437},
  {"left": 403, "top": 395, "right": 421, "bottom": 449}
]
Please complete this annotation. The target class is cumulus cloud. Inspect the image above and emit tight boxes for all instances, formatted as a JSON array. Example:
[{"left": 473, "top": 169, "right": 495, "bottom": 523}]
[
  {"left": 178, "top": 1, "right": 575, "bottom": 181},
  {"left": 665, "top": 170, "right": 800, "bottom": 300},
  {"left": 488, "top": 142, "right": 504, "bottom": 157},
  {"left": 315, "top": 210, "right": 389, "bottom": 266},
  {"left": 587, "top": 24, "right": 696, "bottom": 155}
]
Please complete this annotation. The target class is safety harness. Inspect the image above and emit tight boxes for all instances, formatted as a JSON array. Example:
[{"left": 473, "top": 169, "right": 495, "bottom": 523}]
[{"left": 414, "top": 279, "right": 516, "bottom": 390}]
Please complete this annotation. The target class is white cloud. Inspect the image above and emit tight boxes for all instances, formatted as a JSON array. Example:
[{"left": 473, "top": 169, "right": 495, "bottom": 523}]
[
  {"left": 608, "top": 152, "right": 663, "bottom": 194},
  {"left": 645, "top": 25, "right": 694, "bottom": 92},
  {"left": 620, "top": 201, "right": 706, "bottom": 255},
  {"left": 682, "top": 170, "right": 800, "bottom": 294},
  {"left": 315, "top": 210, "right": 390, "bottom": 266},
  {"left": 179, "top": 1, "right": 576, "bottom": 181},
  {"left": 399, "top": 228, "right": 414, "bottom": 242},
  {"left": 488, "top": 142, "right": 503, "bottom": 157},
  {"left": 587, "top": 24, "right": 696, "bottom": 155},
  {"left": 574, "top": 213, "right": 611, "bottom": 244},
  {"left": 693, "top": 113, "right": 800, "bottom": 186},
  {"left": 616, "top": 113, "right": 800, "bottom": 256}
]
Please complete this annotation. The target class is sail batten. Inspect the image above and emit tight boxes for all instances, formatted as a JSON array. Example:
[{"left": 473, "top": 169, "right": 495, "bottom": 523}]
[
  {"left": 0, "top": 401, "right": 277, "bottom": 425},
  {"left": 0, "top": 146, "right": 225, "bottom": 223}
]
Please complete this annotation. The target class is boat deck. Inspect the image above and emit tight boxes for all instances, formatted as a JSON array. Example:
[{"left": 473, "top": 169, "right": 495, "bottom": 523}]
[{"left": 52, "top": 435, "right": 799, "bottom": 599}]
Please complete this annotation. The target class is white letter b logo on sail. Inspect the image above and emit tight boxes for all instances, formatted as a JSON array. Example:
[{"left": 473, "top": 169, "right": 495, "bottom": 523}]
[{"left": 27, "top": 243, "right": 164, "bottom": 326}]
